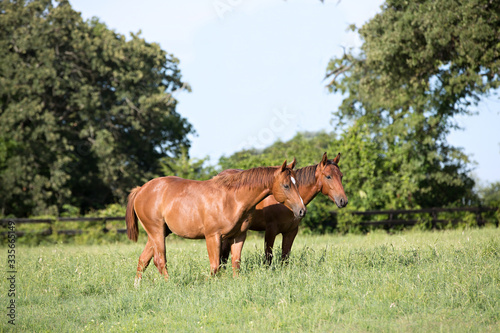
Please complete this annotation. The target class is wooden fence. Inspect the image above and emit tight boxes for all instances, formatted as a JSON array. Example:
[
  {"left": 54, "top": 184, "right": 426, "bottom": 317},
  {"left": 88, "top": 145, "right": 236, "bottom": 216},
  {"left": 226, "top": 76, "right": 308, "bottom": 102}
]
[
  {"left": 0, "top": 217, "right": 127, "bottom": 236},
  {"left": 1, "top": 206, "right": 498, "bottom": 237}
]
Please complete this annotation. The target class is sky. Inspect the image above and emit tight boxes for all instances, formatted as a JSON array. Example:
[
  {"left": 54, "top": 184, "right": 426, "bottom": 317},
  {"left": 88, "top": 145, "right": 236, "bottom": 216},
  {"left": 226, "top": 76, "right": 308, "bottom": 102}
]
[{"left": 70, "top": 0, "right": 500, "bottom": 184}]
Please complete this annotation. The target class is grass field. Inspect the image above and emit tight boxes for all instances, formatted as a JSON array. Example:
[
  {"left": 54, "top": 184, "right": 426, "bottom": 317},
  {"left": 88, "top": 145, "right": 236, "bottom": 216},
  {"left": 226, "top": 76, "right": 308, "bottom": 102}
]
[{"left": 2, "top": 227, "right": 499, "bottom": 332}]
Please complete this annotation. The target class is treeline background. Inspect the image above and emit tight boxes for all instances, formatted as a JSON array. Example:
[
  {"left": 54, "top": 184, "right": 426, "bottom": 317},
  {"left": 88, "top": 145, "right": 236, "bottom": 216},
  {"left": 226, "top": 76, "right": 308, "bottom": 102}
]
[{"left": 1, "top": 0, "right": 499, "bottom": 235}]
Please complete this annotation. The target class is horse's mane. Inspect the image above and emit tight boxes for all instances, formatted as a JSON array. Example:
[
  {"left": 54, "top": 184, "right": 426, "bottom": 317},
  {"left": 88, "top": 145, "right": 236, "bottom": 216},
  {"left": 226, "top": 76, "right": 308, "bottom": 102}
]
[
  {"left": 295, "top": 160, "right": 339, "bottom": 186},
  {"left": 295, "top": 164, "right": 318, "bottom": 186},
  {"left": 213, "top": 166, "right": 283, "bottom": 189}
]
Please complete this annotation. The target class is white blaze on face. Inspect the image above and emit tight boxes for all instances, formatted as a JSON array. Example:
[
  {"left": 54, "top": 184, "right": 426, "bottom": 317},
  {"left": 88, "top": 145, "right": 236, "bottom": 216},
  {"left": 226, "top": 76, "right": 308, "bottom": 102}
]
[{"left": 290, "top": 177, "right": 304, "bottom": 205}]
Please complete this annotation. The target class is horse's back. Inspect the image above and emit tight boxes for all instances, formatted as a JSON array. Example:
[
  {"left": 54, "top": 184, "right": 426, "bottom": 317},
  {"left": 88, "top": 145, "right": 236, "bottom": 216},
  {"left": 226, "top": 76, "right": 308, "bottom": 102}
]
[
  {"left": 135, "top": 176, "right": 225, "bottom": 239},
  {"left": 216, "top": 169, "right": 243, "bottom": 177},
  {"left": 137, "top": 176, "right": 206, "bottom": 195}
]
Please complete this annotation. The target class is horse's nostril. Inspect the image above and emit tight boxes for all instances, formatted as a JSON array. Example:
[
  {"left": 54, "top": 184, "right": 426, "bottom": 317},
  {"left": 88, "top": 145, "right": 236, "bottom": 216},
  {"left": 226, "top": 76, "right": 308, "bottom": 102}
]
[{"left": 299, "top": 209, "right": 306, "bottom": 217}]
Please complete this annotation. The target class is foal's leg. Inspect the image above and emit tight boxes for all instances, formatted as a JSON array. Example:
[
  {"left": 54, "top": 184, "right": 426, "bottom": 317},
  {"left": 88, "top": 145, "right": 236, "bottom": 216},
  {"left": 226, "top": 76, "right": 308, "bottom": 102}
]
[
  {"left": 205, "top": 233, "right": 222, "bottom": 275},
  {"left": 281, "top": 227, "right": 299, "bottom": 264},
  {"left": 135, "top": 238, "right": 154, "bottom": 288},
  {"left": 264, "top": 228, "right": 278, "bottom": 265},
  {"left": 220, "top": 238, "right": 232, "bottom": 267},
  {"left": 230, "top": 232, "right": 247, "bottom": 276}
]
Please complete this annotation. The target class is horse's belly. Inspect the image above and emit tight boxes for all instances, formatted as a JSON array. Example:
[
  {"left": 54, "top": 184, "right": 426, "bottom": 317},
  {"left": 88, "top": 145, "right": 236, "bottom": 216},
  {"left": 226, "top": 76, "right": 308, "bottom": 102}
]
[{"left": 164, "top": 210, "right": 205, "bottom": 239}]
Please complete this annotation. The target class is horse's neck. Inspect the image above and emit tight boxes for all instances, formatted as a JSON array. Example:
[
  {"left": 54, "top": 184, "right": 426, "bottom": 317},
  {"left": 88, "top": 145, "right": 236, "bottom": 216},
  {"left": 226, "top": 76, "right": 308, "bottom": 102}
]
[
  {"left": 298, "top": 181, "right": 321, "bottom": 206},
  {"left": 233, "top": 185, "right": 272, "bottom": 212}
]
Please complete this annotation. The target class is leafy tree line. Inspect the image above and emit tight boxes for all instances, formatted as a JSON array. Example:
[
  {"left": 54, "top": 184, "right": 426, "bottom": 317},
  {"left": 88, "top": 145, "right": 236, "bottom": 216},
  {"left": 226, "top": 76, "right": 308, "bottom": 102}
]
[
  {"left": 0, "top": 0, "right": 193, "bottom": 216},
  {"left": 1, "top": 0, "right": 498, "bottom": 232}
]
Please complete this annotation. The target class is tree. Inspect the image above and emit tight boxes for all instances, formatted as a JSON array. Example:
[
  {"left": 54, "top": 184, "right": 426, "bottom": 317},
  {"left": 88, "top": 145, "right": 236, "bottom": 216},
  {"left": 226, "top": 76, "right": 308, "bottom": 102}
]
[
  {"left": 160, "top": 148, "right": 217, "bottom": 181},
  {"left": 325, "top": 0, "right": 496, "bottom": 209},
  {"left": 477, "top": 181, "right": 500, "bottom": 208},
  {"left": 0, "top": 0, "right": 193, "bottom": 216}
]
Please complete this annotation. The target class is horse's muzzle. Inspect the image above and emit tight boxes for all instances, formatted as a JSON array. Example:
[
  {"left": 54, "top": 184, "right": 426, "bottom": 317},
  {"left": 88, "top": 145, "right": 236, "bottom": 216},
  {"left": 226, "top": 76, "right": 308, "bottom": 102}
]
[
  {"left": 336, "top": 197, "right": 348, "bottom": 208},
  {"left": 293, "top": 207, "right": 306, "bottom": 219}
]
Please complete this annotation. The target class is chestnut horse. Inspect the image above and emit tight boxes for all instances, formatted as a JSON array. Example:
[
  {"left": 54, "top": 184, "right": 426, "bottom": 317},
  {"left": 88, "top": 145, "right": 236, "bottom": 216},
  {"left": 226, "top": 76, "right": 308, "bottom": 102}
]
[
  {"left": 126, "top": 160, "right": 305, "bottom": 285},
  {"left": 220, "top": 152, "right": 347, "bottom": 265}
]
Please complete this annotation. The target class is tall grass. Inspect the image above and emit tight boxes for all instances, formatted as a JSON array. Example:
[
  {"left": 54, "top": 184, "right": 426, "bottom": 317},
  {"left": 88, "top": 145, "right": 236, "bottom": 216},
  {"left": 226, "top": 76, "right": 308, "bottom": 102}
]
[{"left": 2, "top": 227, "right": 499, "bottom": 332}]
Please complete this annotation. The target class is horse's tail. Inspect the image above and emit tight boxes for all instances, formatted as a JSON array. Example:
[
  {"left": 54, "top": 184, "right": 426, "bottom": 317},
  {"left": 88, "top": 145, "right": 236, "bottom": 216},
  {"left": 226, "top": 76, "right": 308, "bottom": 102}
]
[{"left": 125, "top": 186, "right": 141, "bottom": 242}]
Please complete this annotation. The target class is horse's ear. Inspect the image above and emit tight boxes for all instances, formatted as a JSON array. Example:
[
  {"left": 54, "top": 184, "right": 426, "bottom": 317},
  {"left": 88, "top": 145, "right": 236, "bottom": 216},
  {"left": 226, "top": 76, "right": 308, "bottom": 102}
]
[
  {"left": 280, "top": 160, "right": 287, "bottom": 172},
  {"left": 320, "top": 152, "right": 328, "bottom": 167},
  {"left": 287, "top": 158, "right": 296, "bottom": 170},
  {"left": 333, "top": 152, "right": 341, "bottom": 164}
]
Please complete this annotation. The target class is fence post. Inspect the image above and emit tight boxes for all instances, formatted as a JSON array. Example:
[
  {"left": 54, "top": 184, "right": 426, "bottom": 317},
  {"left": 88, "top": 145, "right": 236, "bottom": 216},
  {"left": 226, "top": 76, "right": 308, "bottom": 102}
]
[
  {"left": 476, "top": 208, "right": 483, "bottom": 227},
  {"left": 45, "top": 219, "right": 54, "bottom": 236},
  {"left": 385, "top": 212, "right": 394, "bottom": 232},
  {"left": 102, "top": 218, "right": 109, "bottom": 233},
  {"left": 431, "top": 210, "right": 437, "bottom": 229}
]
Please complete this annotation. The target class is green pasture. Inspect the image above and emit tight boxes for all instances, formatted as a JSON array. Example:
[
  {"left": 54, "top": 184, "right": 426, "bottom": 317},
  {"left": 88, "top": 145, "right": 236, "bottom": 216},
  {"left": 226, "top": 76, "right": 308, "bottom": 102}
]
[{"left": 1, "top": 227, "right": 499, "bottom": 332}]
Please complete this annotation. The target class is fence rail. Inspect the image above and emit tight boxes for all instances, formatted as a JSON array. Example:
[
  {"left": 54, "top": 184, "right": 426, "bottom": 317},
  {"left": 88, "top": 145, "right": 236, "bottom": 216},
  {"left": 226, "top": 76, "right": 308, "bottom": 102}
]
[
  {"left": 0, "top": 216, "right": 128, "bottom": 236},
  {"left": 1, "top": 207, "right": 498, "bottom": 237}
]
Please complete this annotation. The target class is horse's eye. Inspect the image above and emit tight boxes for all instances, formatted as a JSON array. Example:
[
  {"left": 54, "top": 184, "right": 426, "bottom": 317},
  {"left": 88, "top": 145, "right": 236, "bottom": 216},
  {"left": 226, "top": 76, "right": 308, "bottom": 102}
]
[
  {"left": 283, "top": 184, "right": 290, "bottom": 189},
  {"left": 325, "top": 175, "right": 332, "bottom": 180}
]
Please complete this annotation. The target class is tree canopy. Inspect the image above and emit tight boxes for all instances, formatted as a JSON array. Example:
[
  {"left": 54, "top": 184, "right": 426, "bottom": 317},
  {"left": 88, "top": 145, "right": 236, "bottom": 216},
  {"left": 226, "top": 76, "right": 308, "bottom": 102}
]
[
  {"left": 0, "top": 0, "right": 193, "bottom": 216},
  {"left": 324, "top": 0, "right": 498, "bottom": 210}
]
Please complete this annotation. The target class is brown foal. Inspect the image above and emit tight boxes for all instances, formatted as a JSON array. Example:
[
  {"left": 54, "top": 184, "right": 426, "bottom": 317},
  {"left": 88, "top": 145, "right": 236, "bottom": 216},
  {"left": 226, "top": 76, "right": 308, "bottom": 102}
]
[
  {"left": 220, "top": 152, "right": 347, "bottom": 265},
  {"left": 126, "top": 160, "right": 306, "bottom": 285}
]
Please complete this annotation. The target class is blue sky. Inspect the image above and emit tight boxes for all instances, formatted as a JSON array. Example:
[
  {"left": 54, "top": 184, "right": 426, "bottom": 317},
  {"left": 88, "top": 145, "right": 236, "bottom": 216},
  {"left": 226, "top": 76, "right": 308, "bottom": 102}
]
[{"left": 70, "top": 0, "right": 500, "bottom": 184}]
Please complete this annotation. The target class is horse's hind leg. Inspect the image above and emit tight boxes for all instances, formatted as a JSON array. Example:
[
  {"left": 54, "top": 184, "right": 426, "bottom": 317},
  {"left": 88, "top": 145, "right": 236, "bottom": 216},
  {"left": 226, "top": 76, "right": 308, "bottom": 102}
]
[
  {"left": 135, "top": 238, "right": 154, "bottom": 288},
  {"left": 135, "top": 224, "right": 171, "bottom": 287},
  {"left": 151, "top": 240, "right": 168, "bottom": 280},
  {"left": 151, "top": 226, "right": 169, "bottom": 281}
]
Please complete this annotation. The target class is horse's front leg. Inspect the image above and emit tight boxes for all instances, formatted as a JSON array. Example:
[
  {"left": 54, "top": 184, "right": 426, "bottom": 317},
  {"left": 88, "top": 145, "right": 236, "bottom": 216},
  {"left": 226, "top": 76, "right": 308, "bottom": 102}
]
[
  {"left": 264, "top": 224, "right": 279, "bottom": 265},
  {"left": 205, "top": 233, "right": 222, "bottom": 275},
  {"left": 281, "top": 227, "right": 299, "bottom": 264},
  {"left": 230, "top": 231, "right": 247, "bottom": 276}
]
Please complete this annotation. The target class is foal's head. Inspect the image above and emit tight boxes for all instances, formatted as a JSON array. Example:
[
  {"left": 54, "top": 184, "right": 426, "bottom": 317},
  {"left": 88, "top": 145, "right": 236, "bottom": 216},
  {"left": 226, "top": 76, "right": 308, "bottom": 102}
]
[
  {"left": 272, "top": 159, "right": 306, "bottom": 218},
  {"left": 316, "top": 152, "right": 348, "bottom": 208}
]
